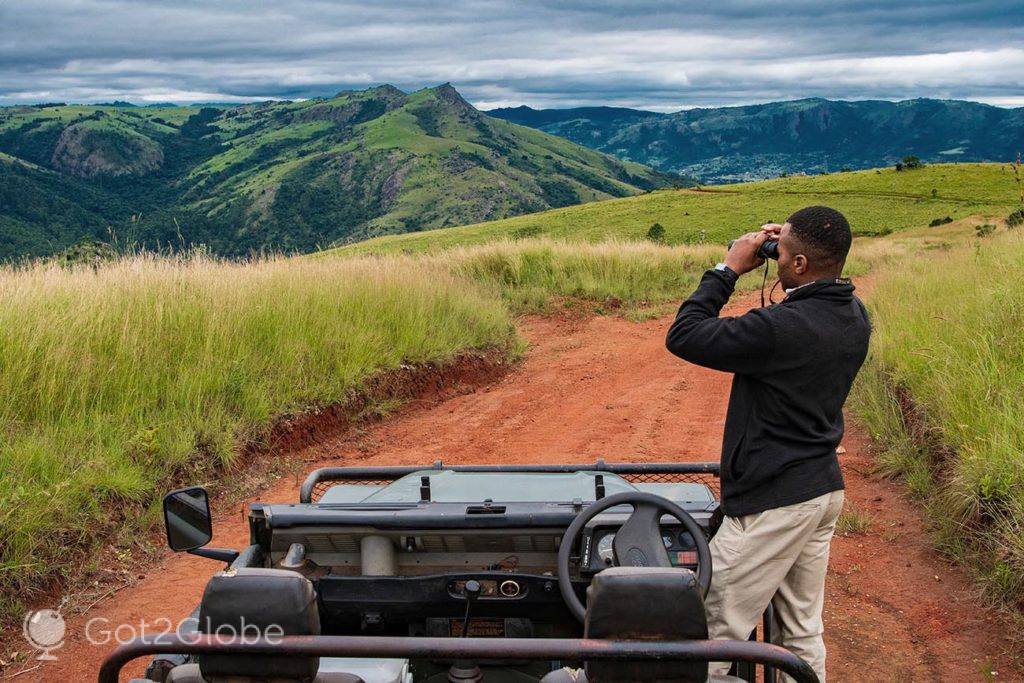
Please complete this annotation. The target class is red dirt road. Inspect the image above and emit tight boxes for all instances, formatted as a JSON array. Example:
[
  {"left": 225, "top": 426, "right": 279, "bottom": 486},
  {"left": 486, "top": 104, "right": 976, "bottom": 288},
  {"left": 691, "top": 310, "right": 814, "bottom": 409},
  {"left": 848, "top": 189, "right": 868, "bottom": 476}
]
[{"left": 12, "top": 298, "right": 1020, "bottom": 681}]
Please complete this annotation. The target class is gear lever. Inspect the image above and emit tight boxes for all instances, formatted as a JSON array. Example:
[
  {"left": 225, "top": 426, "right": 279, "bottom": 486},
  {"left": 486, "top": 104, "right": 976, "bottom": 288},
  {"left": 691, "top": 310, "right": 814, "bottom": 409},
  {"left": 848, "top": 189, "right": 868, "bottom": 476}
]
[
  {"left": 461, "top": 579, "right": 481, "bottom": 637},
  {"left": 448, "top": 580, "right": 483, "bottom": 682}
]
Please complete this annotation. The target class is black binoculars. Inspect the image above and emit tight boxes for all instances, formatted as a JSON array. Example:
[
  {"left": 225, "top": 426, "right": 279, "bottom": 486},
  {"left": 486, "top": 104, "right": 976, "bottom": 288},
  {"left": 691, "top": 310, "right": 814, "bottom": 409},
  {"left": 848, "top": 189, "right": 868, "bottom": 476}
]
[{"left": 727, "top": 238, "right": 780, "bottom": 260}]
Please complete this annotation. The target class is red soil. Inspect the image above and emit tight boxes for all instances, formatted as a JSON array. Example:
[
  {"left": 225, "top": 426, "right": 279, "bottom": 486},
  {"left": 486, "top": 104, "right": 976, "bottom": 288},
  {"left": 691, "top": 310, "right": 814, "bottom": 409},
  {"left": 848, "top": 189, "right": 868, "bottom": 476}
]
[{"left": 8, "top": 295, "right": 1019, "bottom": 681}]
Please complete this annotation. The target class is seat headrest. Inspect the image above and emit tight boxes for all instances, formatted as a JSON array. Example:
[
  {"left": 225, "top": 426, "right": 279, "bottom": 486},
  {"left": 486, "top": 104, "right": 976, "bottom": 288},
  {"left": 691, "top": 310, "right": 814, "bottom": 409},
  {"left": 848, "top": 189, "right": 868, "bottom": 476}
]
[
  {"left": 198, "top": 567, "right": 321, "bottom": 682},
  {"left": 584, "top": 567, "right": 708, "bottom": 683}
]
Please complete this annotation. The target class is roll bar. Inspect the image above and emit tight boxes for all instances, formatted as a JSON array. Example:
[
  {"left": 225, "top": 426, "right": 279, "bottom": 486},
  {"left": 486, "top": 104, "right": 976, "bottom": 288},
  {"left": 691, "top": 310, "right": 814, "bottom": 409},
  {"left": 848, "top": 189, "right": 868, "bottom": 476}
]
[
  {"left": 300, "top": 459, "right": 720, "bottom": 503},
  {"left": 97, "top": 634, "right": 817, "bottom": 683}
]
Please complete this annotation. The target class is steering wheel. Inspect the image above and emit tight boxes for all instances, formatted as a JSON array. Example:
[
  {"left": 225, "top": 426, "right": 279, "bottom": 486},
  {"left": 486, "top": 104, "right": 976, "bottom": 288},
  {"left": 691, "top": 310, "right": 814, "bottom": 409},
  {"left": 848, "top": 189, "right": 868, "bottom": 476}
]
[{"left": 557, "top": 491, "right": 713, "bottom": 622}]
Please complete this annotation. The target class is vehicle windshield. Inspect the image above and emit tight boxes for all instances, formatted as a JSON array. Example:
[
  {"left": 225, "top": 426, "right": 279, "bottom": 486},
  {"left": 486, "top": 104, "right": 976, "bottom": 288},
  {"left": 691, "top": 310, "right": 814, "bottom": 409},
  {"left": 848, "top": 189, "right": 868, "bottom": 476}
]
[{"left": 361, "top": 470, "right": 636, "bottom": 503}]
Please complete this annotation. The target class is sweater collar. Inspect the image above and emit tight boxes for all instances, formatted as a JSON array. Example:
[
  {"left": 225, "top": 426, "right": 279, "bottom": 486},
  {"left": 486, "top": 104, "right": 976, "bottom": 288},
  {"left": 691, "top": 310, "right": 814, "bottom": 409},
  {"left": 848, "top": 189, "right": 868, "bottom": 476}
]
[{"left": 782, "top": 277, "right": 855, "bottom": 303}]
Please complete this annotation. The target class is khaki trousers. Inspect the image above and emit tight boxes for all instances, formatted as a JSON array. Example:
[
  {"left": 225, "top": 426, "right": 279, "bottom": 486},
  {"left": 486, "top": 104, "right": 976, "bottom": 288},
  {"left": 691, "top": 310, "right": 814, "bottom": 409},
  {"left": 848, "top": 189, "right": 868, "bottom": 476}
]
[{"left": 705, "top": 490, "right": 844, "bottom": 683}]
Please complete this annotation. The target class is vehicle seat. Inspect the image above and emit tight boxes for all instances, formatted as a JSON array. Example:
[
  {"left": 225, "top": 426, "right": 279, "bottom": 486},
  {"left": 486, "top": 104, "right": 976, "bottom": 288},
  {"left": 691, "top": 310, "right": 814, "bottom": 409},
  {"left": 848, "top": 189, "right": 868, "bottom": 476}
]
[
  {"left": 166, "top": 663, "right": 365, "bottom": 683},
  {"left": 541, "top": 567, "right": 744, "bottom": 683},
  {"left": 201, "top": 567, "right": 322, "bottom": 682}
]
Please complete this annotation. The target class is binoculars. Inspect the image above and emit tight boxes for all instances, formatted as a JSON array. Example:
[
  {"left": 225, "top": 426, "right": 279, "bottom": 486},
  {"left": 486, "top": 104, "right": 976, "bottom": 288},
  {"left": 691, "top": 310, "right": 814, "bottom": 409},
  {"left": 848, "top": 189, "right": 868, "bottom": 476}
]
[{"left": 727, "top": 238, "right": 780, "bottom": 260}]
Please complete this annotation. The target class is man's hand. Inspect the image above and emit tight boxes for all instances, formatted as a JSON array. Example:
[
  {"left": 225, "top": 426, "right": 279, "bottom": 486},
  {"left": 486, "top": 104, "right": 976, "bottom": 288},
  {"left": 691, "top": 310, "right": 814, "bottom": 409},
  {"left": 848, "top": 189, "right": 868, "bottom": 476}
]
[
  {"left": 761, "top": 222, "right": 783, "bottom": 239},
  {"left": 724, "top": 231, "right": 769, "bottom": 275}
]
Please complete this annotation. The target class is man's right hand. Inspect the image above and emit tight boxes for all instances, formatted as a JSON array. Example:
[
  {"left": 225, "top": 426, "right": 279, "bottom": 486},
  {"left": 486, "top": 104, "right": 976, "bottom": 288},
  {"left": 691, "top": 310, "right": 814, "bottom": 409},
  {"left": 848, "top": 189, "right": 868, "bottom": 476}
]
[{"left": 724, "top": 231, "right": 769, "bottom": 275}]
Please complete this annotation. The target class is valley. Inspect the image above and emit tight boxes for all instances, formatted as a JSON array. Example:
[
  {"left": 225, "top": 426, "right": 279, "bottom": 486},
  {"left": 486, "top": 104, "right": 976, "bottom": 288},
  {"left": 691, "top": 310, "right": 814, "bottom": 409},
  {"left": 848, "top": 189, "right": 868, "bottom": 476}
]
[{"left": 490, "top": 98, "right": 1024, "bottom": 183}]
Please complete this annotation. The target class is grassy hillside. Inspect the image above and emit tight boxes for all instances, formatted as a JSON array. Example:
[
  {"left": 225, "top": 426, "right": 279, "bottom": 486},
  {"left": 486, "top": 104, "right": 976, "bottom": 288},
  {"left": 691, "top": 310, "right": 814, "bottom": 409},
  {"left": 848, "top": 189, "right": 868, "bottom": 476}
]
[
  {"left": 0, "top": 86, "right": 675, "bottom": 259},
  {"left": 852, "top": 227, "right": 1024, "bottom": 607},
  {"left": 335, "top": 163, "right": 1021, "bottom": 255},
  {"left": 0, "top": 253, "right": 518, "bottom": 622}
]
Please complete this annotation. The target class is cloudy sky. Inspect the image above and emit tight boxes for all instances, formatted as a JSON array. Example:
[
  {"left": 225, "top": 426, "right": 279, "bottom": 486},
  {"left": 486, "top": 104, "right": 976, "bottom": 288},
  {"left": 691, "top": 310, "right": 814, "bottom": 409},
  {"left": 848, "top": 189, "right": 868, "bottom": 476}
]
[{"left": 2, "top": 0, "right": 1022, "bottom": 111}]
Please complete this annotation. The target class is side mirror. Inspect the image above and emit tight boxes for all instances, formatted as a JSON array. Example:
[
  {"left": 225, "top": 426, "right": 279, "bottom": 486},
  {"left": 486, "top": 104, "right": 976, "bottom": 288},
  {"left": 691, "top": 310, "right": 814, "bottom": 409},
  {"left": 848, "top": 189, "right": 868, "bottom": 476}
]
[{"left": 163, "top": 486, "right": 213, "bottom": 551}]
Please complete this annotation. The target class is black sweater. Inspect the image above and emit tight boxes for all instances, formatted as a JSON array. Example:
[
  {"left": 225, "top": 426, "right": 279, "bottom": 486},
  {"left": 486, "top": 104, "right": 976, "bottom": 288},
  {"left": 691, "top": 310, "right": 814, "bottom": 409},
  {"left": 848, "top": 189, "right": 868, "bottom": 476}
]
[{"left": 666, "top": 269, "right": 871, "bottom": 516}]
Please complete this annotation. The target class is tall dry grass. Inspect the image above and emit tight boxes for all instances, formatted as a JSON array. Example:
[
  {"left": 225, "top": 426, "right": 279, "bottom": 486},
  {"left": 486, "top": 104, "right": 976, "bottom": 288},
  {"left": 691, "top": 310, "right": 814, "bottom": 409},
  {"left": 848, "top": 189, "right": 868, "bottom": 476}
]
[
  {"left": 852, "top": 228, "right": 1024, "bottom": 603},
  {"left": 423, "top": 238, "right": 733, "bottom": 312},
  {"left": 0, "top": 253, "right": 516, "bottom": 621}
]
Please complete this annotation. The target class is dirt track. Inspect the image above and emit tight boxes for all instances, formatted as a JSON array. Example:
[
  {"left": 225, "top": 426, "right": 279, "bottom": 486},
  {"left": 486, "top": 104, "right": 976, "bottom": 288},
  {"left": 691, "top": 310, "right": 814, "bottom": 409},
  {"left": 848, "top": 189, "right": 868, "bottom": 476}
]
[{"left": 15, "top": 294, "right": 1021, "bottom": 681}]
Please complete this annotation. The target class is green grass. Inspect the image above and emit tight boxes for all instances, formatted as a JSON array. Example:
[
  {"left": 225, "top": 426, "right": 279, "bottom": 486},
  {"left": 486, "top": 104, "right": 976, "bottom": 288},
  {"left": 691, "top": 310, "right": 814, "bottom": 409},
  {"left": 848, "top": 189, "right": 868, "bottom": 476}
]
[
  {"left": 413, "top": 238, "right": 759, "bottom": 315},
  {"left": 851, "top": 226, "right": 1024, "bottom": 605},
  {"left": 0, "top": 254, "right": 517, "bottom": 623},
  {"left": 837, "top": 504, "right": 874, "bottom": 536},
  {"left": 334, "top": 163, "right": 1019, "bottom": 255}
]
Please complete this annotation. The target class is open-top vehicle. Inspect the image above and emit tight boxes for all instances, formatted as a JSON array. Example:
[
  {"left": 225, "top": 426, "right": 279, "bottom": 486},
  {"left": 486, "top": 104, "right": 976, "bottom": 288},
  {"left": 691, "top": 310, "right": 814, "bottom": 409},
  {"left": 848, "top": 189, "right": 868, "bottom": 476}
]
[{"left": 104, "top": 461, "right": 817, "bottom": 683}]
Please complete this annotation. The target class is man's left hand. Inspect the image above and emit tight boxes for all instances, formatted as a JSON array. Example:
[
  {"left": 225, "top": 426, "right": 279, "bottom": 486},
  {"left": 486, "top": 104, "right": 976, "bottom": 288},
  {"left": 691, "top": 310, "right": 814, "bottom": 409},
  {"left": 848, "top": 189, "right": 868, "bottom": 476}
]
[{"left": 724, "top": 231, "right": 769, "bottom": 275}]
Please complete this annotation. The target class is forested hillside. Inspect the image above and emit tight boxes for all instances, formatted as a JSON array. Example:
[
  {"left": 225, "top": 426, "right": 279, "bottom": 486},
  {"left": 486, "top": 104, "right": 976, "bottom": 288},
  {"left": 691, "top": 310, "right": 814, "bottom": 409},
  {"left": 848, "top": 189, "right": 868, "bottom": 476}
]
[
  {"left": 0, "top": 85, "right": 676, "bottom": 258},
  {"left": 490, "top": 98, "right": 1024, "bottom": 183}
]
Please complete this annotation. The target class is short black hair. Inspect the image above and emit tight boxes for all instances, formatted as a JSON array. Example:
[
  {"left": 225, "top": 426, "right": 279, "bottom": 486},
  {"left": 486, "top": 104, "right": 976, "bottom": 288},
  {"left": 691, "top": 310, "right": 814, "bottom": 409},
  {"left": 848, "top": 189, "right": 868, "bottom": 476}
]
[{"left": 786, "top": 205, "right": 852, "bottom": 269}]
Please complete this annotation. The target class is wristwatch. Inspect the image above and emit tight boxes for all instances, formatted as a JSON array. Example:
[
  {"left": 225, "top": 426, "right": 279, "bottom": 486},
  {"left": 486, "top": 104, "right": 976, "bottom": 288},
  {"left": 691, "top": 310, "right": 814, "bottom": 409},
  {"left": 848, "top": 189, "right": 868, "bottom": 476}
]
[{"left": 714, "top": 263, "right": 737, "bottom": 277}]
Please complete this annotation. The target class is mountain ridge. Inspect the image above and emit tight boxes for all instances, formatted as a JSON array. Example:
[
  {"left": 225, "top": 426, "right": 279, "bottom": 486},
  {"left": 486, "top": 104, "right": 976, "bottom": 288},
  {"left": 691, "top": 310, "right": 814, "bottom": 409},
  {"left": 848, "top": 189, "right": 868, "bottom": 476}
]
[
  {"left": 488, "top": 97, "right": 1024, "bottom": 183},
  {"left": 0, "top": 84, "right": 677, "bottom": 258}
]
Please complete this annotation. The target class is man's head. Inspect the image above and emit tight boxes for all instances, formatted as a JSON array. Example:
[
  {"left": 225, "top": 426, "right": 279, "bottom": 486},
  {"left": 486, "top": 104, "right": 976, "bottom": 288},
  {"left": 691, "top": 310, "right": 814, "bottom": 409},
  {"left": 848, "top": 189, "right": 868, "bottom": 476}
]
[{"left": 776, "top": 205, "right": 852, "bottom": 289}]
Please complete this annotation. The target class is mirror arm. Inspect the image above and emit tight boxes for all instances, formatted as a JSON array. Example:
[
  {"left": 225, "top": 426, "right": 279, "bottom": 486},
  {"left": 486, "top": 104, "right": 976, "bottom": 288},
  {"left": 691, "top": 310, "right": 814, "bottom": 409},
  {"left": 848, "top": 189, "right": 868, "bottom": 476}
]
[{"left": 188, "top": 547, "right": 240, "bottom": 564}]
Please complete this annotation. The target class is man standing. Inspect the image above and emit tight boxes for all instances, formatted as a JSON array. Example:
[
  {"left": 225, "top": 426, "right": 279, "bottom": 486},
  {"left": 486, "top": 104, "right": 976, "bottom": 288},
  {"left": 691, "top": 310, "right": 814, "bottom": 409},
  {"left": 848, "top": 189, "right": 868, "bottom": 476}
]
[{"left": 665, "top": 206, "right": 870, "bottom": 682}]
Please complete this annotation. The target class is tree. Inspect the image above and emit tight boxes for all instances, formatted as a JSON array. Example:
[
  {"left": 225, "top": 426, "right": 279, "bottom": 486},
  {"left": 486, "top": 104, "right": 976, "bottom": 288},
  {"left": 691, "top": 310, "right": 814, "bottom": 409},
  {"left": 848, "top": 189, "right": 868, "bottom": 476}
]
[
  {"left": 902, "top": 155, "right": 922, "bottom": 169},
  {"left": 646, "top": 223, "right": 666, "bottom": 242}
]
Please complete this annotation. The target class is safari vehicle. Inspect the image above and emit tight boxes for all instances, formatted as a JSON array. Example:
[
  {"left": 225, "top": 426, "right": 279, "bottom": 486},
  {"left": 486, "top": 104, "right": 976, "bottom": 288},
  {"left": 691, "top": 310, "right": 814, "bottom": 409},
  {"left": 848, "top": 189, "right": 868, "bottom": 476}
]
[{"left": 101, "top": 461, "right": 817, "bottom": 683}]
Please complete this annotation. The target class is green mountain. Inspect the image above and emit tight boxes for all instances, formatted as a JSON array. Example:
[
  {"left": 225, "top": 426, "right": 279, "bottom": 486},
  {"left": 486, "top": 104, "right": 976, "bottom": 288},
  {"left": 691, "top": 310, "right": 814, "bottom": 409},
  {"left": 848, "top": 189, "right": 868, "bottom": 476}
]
[
  {"left": 488, "top": 98, "right": 1024, "bottom": 183},
  {"left": 0, "top": 85, "right": 676, "bottom": 258}
]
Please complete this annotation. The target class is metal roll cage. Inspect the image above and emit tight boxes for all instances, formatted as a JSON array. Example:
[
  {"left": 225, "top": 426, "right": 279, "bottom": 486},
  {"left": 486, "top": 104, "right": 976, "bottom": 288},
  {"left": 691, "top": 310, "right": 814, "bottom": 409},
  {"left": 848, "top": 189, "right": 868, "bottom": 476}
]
[
  {"left": 300, "top": 459, "right": 721, "bottom": 503},
  {"left": 98, "top": 634, "right": 818, "bottom": 683}
]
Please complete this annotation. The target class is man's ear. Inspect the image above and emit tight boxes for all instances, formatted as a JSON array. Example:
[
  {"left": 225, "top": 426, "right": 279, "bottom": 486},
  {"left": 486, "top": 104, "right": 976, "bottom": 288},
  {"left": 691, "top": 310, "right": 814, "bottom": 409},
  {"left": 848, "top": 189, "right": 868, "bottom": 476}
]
[{"left": 793, "top": 254, "right": 809, "bottom": 274}]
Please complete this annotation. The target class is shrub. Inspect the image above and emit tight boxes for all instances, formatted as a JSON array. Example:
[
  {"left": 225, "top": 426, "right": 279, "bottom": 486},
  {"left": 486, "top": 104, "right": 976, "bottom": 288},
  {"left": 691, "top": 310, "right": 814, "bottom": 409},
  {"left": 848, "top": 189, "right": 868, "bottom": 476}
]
[
  {"left": 646, "top": 222, "right": 666, "bottom": 242},
  {"left": 1007, "top": 208, "right": 1024, "bottom": 229},
  {"left": 928, "top": 216, "right": 953, "bottom": 227},
  {"left": 975, "top": 223, "right": 996, "bottom": 238}
]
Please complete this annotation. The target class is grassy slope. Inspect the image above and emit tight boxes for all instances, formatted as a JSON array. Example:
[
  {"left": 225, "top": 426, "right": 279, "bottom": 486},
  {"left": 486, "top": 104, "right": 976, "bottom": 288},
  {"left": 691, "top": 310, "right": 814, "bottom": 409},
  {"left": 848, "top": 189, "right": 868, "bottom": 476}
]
[
  {"left": 0, "top": 255, "right": 517, "bottom": 622},
  {"left": 336, "top": 163, "right": 1018, "bottom": 254},
  {"left": 411, "top": 238, "right": 747, "bottom": 316},
  {"left": 851, "top": 227, "right": 1024, "bottom": 605}
]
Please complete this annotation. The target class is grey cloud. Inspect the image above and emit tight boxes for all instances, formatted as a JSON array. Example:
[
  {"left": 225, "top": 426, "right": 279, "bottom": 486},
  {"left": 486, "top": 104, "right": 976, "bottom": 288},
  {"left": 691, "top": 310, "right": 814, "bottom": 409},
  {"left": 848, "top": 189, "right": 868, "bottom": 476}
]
[{"left": 0, "top": 0, "right": 1022, "bottom": 108}]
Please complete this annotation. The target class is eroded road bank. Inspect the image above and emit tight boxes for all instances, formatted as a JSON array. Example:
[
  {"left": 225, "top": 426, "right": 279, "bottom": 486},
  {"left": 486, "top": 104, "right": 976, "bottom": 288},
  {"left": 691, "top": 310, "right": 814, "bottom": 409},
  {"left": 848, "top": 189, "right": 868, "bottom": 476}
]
[{"left": 9, "top": 296, "right": 1020, "bottom": 681}]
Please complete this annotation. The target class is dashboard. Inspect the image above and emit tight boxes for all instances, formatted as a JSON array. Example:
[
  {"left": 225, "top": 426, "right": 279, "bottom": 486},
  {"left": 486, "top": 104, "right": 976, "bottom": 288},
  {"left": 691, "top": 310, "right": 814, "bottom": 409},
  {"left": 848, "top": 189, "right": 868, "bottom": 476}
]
[{"left": 581, "top": 525, "right": 702, "bottom": 572}]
